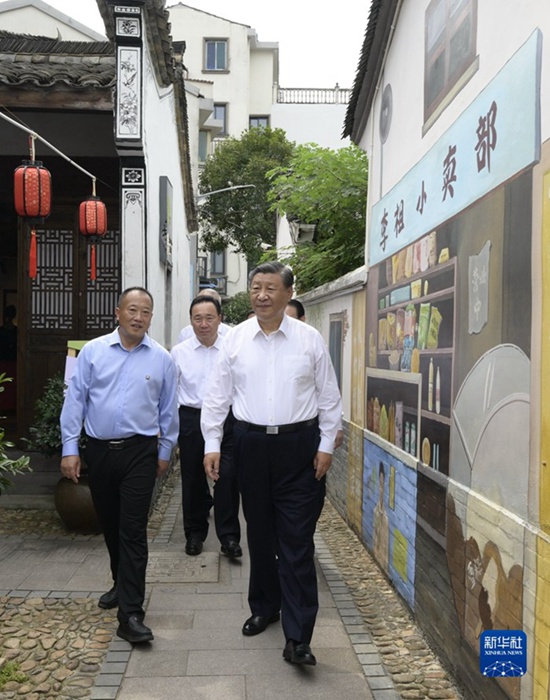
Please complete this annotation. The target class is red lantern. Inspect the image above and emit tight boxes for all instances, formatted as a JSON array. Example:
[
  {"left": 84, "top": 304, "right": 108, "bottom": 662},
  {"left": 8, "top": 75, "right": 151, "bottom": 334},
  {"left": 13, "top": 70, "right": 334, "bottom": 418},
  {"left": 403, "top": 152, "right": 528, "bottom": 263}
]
[
  {"left": 14, "top": 159, "right": 52, "bottom": 279},
  {"left": 79, "top": 196, "right": 107, "bottom": 281},
  {"left": 14, "top": 160, "right": 51, "bottom": 217}
]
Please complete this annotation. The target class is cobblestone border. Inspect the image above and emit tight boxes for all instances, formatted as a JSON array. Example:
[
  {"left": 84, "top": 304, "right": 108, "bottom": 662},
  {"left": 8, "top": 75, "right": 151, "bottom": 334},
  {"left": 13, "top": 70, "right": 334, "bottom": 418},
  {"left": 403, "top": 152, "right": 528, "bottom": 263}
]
[{"left": 314, "top": 532, "right": 400, "bottom": 699}]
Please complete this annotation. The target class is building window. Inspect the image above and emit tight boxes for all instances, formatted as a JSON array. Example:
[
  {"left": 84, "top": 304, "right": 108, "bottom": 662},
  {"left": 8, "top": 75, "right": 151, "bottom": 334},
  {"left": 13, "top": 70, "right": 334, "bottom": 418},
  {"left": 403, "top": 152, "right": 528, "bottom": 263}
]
[
  {"left": 210, "top": 250, "right": 225, "bottom": 275},
  {"left": 424, "top": 0, "right": 477, "bottom": 122},
  {"left": 214, "top": 103, "right": 227, "bottom": 136},
  {"left": 249, "top": 116, "right": 269, "bottom": 129},
  {"left": 204, "top": 39, "right": 228, "bottom": 71},
  {"left": 197, "top": 256, "right": 207, "bottom": 278},
  {"left": 198, "top": 130, "right": 208, "bottom": 163},
  {"left": 329, "top": 314, "right": 344, "bottom": 389}
]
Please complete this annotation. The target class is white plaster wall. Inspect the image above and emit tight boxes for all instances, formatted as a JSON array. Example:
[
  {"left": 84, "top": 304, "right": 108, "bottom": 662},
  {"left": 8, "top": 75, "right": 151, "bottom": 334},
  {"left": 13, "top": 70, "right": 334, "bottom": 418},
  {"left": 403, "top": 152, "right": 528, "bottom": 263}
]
[
  {"left": 224, "top": 244, "right": 248, "bottom": 297},
  {"left": 168, "top": 5, "right": 252, "bottom": 136},
  {"left": 141, "top": 39, "right": 191, "bottom": 348},
  {"left": 360, "top": 0, "right": 550, "bottom": 206},
  {"left": 276, "top": 215, "right": 293, "bottom": 253},
  {"left": 249, "top": 49, "right": 275, "bottom": 115},
  {"left": 0, "top": 6, "right": 105, "bottom": 40},
  {"left": 301, "top": 294, "right": 353, "bottom": 422},
  {"left": 185, "top": 87, "right": 201, "bottom": 198},
  {"left": 271, "top": 103, "right": 349, "bottom": 150}
]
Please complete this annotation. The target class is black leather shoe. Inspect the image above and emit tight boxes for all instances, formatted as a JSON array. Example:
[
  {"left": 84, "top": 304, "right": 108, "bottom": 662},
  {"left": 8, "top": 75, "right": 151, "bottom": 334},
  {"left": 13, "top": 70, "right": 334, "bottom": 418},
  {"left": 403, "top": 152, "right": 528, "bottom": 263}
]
[
  {"left": 283, "top": 639, "right": 317, "bottom": 666},
  {"left": 242, "top": 612, "right": 280, "bottom": 636},
  {"left": 116, "top": 615, "right": 154, "bottom": 644},
  {"left": 221, "top": 540, "right": 243, "bottom": 558},
  {"left": 185, "top": 537, "right": 203, "bottom": 556},
  {"left": 98, "top": 585, "right": 118, "bottom": 609}
]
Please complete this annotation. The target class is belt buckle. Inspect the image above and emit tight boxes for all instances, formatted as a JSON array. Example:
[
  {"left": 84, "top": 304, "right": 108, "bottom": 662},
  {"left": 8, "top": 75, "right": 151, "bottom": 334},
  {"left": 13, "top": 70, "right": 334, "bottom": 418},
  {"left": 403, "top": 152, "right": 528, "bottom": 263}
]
[
  {"left": 266, "top": 425, "right": 279, "bottom": 435},
  {"left": 109, "top": 439, "right": 125, "bottom": 450}
]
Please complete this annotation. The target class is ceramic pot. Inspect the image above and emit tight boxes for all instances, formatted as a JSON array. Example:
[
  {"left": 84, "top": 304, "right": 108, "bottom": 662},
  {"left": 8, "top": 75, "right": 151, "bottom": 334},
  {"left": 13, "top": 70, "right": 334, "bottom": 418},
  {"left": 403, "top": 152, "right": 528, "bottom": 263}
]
[{"left": 54, "top": 473, "right": 101, "bottom": 534}]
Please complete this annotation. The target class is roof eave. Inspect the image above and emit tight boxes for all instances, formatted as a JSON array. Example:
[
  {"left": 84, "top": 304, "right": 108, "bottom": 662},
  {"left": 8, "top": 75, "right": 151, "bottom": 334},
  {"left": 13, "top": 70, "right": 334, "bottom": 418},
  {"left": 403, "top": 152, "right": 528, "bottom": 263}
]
[{"left": 344, "top": 0, "right": 400, "bottom": 143}]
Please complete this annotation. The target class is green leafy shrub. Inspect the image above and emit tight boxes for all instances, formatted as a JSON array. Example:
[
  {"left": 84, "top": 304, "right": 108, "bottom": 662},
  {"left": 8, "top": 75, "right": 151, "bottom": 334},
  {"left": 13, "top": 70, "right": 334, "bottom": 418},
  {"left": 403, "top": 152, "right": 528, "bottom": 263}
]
[
  {"left": 222, "top": 291, "right": 253, "bottom": 325},
  {"left": 0, "top": 373, "right": 31, "bottom": 495},
  {"left": 25, "top": 373, "right": 66, "bottom": 457}
]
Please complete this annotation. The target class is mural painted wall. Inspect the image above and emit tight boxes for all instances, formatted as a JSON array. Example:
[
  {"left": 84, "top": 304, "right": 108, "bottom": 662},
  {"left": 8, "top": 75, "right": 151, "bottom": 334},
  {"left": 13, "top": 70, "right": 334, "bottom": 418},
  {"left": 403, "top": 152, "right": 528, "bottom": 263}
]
[
  {"left": 357, "top": 14, "right": 545, "bottom": 700},
  {"left": 362, "top": 440, "right": 416, "bottom": 607}
]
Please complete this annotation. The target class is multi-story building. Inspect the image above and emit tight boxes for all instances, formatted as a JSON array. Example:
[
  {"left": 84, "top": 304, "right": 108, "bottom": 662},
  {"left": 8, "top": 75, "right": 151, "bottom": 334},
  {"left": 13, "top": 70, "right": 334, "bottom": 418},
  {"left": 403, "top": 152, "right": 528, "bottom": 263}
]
[{"left": 169, "top": 3, "right": 350, "bottom": 298}]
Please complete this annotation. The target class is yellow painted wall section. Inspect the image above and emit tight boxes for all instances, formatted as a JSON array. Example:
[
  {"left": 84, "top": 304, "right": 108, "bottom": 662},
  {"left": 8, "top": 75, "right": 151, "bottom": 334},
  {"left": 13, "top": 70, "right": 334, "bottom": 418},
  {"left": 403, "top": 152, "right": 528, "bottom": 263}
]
[
  {"left": 534, "top": 536, "right": 550, "bottom": 699},
  {"left": 534, "top": 172, "right": 550, "bottom": 699},
  {"left": 347, "top": 291, "right": 367, "bottom": 531},
  {"left": 540, "top": 171, "right": 550, "bottom": 533}
]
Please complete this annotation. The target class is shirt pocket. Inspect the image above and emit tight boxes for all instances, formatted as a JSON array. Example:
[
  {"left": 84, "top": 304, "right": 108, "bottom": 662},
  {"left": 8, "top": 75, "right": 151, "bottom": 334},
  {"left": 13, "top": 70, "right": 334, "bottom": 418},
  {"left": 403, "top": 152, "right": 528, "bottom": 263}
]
[{"left": 283, "top": 355, "right": 314, "bottom": 387}]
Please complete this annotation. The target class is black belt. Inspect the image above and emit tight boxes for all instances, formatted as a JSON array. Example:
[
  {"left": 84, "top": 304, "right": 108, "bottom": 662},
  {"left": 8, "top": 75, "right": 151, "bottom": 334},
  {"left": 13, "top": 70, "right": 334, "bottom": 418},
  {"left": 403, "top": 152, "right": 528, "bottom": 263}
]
[
  {"left": 180, "top": 405, "right": 201, "bottom": 414},
  {"left": 235, "top": 418, "right": 317, "bottom": 435},
  {"left": 87, "top": 434, "right": 156, "bottom": 450}
]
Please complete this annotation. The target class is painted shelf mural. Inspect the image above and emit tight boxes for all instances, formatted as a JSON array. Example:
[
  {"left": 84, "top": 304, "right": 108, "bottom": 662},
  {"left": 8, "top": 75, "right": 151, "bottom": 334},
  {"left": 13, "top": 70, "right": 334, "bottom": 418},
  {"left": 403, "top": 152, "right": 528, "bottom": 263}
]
[{"left": 366, "top": 230, "right": 457, "bottom": 475}]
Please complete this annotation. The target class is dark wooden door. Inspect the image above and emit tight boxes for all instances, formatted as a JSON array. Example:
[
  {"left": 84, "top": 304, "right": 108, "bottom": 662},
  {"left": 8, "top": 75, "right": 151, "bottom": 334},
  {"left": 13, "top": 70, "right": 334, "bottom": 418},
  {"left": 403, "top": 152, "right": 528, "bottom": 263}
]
[{"left": 17, "top": 201, "right": 120, "bottom": 440}]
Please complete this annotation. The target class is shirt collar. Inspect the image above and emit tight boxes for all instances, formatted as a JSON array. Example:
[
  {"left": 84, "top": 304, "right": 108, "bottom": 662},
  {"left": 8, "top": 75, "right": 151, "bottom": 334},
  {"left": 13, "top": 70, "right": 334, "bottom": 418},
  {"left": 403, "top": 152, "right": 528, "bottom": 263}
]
[
  {"left": 251, "top": 312, "right": 291, "bottom": 338},
  {"left": 110, "top": 327, "right": 152, "bottom": 349}
]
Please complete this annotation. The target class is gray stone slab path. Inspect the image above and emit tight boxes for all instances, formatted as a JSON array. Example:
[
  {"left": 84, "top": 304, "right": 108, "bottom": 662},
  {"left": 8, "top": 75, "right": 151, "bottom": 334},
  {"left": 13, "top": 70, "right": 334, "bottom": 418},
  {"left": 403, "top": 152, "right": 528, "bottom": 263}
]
[{"left": 1, "top": 479, "right": 399, "bottom": 700}]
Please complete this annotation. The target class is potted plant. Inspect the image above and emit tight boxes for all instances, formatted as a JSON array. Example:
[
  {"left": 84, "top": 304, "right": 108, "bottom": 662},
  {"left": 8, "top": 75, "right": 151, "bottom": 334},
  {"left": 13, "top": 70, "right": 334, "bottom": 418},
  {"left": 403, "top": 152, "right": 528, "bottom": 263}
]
[
  {"left": 0, "top": 373, "right": 31, "bottom": 495},
  {"left": 25, "top": 373, "right": 100, "bottom": 533}
]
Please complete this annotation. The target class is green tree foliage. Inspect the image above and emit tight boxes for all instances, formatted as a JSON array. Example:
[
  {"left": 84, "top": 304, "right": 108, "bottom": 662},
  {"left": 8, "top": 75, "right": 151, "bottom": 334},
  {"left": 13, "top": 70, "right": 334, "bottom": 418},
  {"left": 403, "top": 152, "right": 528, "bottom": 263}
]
[
  {"left": 198, "top": 128, "right": 295, "bottom": 263},
  {"left": 268, "top": 144, "right": 368, "bottom": 293},
  {"left": 222, "top": 291, "right": 252, "bottom": 325}
]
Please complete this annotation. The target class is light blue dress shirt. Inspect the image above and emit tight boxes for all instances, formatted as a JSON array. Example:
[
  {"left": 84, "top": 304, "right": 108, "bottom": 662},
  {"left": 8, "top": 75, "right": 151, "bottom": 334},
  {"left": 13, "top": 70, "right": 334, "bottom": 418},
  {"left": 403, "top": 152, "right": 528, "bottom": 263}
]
[{"left": 60, "top": 328, "right": 178, "bottom": 462}]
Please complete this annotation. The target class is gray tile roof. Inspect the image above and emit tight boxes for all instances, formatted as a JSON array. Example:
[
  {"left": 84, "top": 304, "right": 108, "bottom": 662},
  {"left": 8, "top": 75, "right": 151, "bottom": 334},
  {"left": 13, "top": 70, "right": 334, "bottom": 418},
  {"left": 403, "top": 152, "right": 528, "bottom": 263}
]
[{"left": 0, "top": 29, "right": 115, "bottom": 89}]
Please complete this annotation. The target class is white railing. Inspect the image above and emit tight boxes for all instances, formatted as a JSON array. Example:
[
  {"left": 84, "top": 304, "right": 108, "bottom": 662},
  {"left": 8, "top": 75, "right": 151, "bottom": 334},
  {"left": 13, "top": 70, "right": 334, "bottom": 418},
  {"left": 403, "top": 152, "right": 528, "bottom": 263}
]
[{"left": 276, "top": 85, "right": 351, "bottom": 105}]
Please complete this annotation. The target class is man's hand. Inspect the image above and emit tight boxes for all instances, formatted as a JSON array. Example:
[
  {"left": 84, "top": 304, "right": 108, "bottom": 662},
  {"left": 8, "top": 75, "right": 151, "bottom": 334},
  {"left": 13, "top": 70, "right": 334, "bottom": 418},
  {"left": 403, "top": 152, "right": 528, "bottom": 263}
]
[
  {"left": 334, "top": 429, "right": 344, "bottom": 449},
  {"left": 157, "top": 459, "right": 170, "bottom": 479},
  {"left": 204, "top": 452, "right": 221, "bottom": 481},
  {"left": 60, "top": 455, "right": 81, "bottom": 483},
  {"left": 313, "top": 451, "right": 332, "bottom": 480}
]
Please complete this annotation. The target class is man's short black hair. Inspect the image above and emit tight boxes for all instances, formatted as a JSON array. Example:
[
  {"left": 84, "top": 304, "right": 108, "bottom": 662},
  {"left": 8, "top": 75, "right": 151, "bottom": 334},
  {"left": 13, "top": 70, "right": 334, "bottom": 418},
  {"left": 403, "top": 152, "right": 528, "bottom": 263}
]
[
  {"left": 287, "top": 298, "right": 305, "bottom": 319},
  {"left": 189, "top": 295, "right": 222, "bottom": 316}
]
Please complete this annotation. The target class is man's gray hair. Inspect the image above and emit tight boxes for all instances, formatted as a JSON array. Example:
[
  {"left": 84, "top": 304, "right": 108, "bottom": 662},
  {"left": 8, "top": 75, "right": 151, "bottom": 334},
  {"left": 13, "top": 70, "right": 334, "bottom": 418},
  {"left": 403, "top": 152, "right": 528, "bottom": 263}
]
[{"left": 249, "top": 261, "right": 294, "bottom": 289}]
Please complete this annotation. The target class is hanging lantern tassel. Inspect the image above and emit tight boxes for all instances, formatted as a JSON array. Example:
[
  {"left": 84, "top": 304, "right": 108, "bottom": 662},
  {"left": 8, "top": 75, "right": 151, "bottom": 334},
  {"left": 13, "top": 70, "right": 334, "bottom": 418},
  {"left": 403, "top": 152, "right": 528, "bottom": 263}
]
[
  {"left": 79, "top": 192, "right": 107, "bottom": 282},
  {"left": 90, "top": 243, "right": 97, "bottom": 281},
  {"left": 29, "top": 227, "right": 37, "bottom": 279}
]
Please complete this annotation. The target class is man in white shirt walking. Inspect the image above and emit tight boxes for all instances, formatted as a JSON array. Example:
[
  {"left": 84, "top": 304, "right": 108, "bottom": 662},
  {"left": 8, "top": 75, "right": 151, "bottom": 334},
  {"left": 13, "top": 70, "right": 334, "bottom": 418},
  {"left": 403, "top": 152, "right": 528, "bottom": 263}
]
[
  {"left": 202, "top": 261, "right": 342, "bottom": 667},
  {"left": 171, "top": 296, "right": 241, "bottom": 558}
]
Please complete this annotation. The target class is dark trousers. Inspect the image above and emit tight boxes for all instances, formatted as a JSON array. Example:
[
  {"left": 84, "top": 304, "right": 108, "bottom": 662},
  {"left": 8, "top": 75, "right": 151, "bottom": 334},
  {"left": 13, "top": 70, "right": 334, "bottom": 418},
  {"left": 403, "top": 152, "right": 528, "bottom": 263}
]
[
  {"left": 84, "top": 436, "right": 158, "bottom": 624},
  {"left": 178, "top": 406, "right": 240, "bottom": 544},
  {"left": 234, "top": 421, "right": 325, "bottom": 644}
]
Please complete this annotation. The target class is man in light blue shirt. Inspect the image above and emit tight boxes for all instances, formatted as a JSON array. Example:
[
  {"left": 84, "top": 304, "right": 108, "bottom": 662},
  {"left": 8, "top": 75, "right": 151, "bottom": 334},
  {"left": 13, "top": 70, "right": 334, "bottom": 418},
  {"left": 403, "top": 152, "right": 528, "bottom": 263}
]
[{"left": 60, "top": 287, "right": 178, "bottom": 644}]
